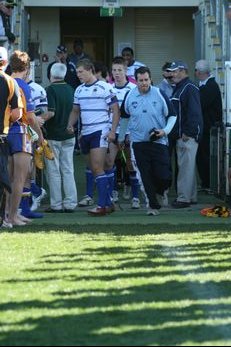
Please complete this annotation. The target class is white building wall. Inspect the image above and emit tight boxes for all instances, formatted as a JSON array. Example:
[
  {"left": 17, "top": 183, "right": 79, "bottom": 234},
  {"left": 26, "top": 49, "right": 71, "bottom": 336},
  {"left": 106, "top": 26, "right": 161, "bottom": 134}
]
[
  {"left": 113, "top": 8, "right": 135, "bottom": 55},
  {"left": 135, "top": 8, "right": 195, "bottom": 82},
  {"left": 114, "top": 7, "right": 195, "bottom": 82},
  {"left": 29, "top": 8, "right": 60, "bottom": 86},
  {"left": 25, "top": 5, "right": 196, "bottom": 86}
]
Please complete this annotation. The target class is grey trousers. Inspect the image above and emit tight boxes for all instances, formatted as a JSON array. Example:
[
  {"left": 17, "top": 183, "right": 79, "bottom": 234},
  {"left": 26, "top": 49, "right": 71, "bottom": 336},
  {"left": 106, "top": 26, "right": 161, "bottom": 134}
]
[
  {"left": 176, "top": 137, "right": 198, "bottom": 203},
  {"left": 45, "top": 138, "right": 78, "bottom": 210}
]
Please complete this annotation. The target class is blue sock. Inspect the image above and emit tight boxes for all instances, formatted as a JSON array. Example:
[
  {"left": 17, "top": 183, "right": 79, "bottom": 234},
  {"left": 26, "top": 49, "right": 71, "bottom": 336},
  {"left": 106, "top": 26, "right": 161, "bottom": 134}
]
[
  {"left": 95, "top": 174, "right": 109, "bottom": 208},
  {"left": 86, "top": 167, "right": 94, "bottom": 198},
  {"left": 105, "top": 167, "right": 115, "bottom": 197},
  {"left": 31, "top": 180, "right": 42, "bottom": 197},
  {"left": 130, "top": 171, "right": 139, "bottom": 199}
]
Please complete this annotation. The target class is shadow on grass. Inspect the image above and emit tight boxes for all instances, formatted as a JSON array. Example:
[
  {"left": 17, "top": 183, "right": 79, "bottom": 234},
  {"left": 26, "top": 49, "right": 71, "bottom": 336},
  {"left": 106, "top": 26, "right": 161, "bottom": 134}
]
[
  {"left": 3, "top": 223, "right": 231, "bottom": 235},
  {"left": 3, "top": 240, "right": 231, "bottom": 283},
  {"left": 1, "top": 239, "right": 231, "bottom": 345},
  {"left": 0, "top": 282, "right": 231, "bottom": 346}
]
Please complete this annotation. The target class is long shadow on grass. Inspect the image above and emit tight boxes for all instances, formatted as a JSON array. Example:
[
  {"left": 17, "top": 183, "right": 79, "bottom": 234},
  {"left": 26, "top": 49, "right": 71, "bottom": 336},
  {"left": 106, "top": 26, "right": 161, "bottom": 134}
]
[
  {"left": 0, "top": 283, "right": 231, "bottom": 346},
  {"left": 3, "top": 241, "right": 231, "bottom": 283},
  {"left": 34, "top": 240, "right": 231, "bottom": 278},
  {"left": 1, "top": 240, "right": 231, "bottom": 345},
  {"left": 3, "top": 223, "right": 231, "bottom": 234}
]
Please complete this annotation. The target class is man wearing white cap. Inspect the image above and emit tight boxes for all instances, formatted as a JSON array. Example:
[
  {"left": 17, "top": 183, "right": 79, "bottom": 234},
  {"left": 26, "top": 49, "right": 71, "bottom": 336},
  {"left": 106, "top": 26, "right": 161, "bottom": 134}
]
[
  {"left": 195, "top": 59, "right": 222, "bottom": 191},
  {"left": 0, "top": 46, "right": 22, "bottom": 227}
]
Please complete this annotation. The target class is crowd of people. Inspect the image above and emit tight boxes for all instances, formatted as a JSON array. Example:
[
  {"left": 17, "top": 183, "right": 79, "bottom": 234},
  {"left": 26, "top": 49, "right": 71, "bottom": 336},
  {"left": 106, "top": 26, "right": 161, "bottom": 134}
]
[{"left": 0, "top": 38, "right": 223, "bottom": 227}]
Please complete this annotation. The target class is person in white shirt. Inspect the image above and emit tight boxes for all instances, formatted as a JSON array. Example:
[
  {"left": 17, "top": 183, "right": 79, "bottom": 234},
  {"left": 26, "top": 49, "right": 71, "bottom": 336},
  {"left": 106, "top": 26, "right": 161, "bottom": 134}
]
[
  {"left": 67, "top": 59, "right": 120, "bottom": 216},
  {"left": 122, "top": 47, "right": 145, "bottom": 81},
  {"left": 27, "top": 79, "right": 54, "bottom": 211},
  {"left": 105, "top": 56, "right": 140, "bottom": 209}
]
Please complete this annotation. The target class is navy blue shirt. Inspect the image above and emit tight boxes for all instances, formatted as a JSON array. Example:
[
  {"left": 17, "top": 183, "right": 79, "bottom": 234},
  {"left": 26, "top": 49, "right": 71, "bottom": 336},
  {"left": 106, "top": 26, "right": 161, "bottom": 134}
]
[
  {"left": 170, "top": 77, "right": 203, "bottom": 142},
  {"left": 47, "top": 58, "right": 80, "bottom": 90}
]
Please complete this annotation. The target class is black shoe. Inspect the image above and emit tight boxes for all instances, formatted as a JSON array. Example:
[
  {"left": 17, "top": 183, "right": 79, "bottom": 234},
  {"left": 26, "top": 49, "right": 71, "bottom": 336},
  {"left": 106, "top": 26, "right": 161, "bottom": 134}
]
[
  {"left": 172, "top": 200, "right": 190, "bottom": 208},
  {"left": 45, "top": 207, "right": 63, "bottom": 213},
  {"left": 64, "top": 209, "right": 75, "bottom": 213}
]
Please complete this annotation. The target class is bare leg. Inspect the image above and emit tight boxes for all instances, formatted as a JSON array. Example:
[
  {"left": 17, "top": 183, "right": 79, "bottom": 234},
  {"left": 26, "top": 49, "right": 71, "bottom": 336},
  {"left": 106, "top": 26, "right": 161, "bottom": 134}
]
[{"left": 8, "top": 152, "right": 31, "bottom": 226}]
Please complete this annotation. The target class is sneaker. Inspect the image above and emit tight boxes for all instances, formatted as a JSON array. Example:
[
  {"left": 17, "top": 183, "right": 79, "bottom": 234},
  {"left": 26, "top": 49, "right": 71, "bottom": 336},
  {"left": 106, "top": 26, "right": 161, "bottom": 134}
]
[
  {"left": 146, "top": 208, "right": 160, "bottom": 216},
  {"left": 1, "top": 220, "right": 13, "bottom": 229},
  {"left": 112, "top": 190, "right": 119, "bottom": 203},
  {"left": 34, "top": 147, "right": 44, "bottom": 170},
  {"left": 131, "top": 197, "right": 140, "bottom": 209},
  {"left": 31, "top": 188, "right": 47, "bottom": 211},
  {"left": 42, "top": 140, "right": 54, "bottom": 160},
  {"left": 123, "top": 185, "right": 131, "bottom": 200},
  {"left": 78, "top": 195, "right": 94, "bottom": 207},
  {"left": 87, "top": 206, "right": 106, "bottom": 216},
  {"left": 198, "top": 186, "right": 214, "bottom": 194}
]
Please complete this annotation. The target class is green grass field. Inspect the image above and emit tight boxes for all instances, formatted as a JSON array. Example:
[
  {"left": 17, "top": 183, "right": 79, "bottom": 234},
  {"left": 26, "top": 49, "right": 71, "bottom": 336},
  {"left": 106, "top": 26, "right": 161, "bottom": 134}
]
[
  {"left": 0, "top": 224, "right": 231, "bottom": 346},
  {"left": 1, "top": 155, "right": 231, "bottom": 345}
]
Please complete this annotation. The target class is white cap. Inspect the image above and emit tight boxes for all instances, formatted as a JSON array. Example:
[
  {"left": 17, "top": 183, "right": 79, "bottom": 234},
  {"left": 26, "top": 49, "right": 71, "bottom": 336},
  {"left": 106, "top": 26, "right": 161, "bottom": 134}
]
[
  {"left": 0, "top": 47, "right": 8, "bottom": 61},
  {"left": 195, "top": 60, "right": 210, "bottom": 73}
]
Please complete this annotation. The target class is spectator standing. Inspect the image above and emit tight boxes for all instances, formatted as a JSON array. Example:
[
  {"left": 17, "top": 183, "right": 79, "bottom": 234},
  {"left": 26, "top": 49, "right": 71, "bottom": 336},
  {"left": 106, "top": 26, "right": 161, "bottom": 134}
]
[
  {"left": 195, "top": 59, "right": 222, "bottom": 191},
  {"left": 69, "top": 38, "right": 91, "bottom": 66},
  {"left": 0, "top": 0, "right": 16, "bottom": 44},
  {"left": 122, "top": 47, "right": 145, "bottom": 81},
  {"left": 124, "top": 66, "right": 177, "bottom": 216},
  {"left": 44, "top": 63, "right": 77, "bottom": 213},
  {"left": 47, "top": 45, "right": 80, "bottom": 90},
  {"left": 168, "top": 61, "right": 203, "bottom": 208},
  {"left": 94, "top": 61, "right": 110, "bottom": 82},
  {"left": 0, "top": 46, "right": 22, "bottom": 227},
  {"left": 158, "top": 62, "right": 176, "bottom": 191},
  {"left": 158, "top": 62, "right": 175, "bottom": 99},
  {"left": 67, "top": 59, "right": 120, "bottom": 216}
]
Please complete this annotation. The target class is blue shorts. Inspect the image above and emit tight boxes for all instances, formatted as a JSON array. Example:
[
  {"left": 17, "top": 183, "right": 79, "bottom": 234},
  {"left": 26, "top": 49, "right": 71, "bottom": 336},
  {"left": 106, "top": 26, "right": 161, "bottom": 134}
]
[
  {"left": 7, "top": 132, "right": 33, "bottom": 156},
  {"left": 80, "top": 130, "right": 108, "bottom": 155}
]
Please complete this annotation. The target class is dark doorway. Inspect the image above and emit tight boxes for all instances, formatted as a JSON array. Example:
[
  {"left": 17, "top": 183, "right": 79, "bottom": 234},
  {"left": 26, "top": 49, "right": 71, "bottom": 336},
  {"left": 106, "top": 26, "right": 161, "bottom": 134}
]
[{"left": 60, "top": 7, "right": 113, "bottom": 67}]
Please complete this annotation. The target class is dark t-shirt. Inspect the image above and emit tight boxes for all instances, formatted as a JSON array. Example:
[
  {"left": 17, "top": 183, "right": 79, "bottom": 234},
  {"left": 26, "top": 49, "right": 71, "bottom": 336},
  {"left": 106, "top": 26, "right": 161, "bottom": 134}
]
[
  {"left": 0, "top": 72, "right": 19, "bottom": 134},
  {"left": 45, "top": 81, "right": 75, "bottom": 141}
]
